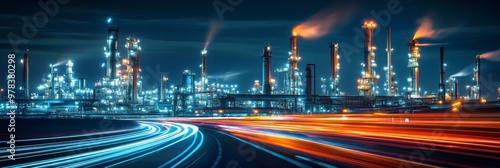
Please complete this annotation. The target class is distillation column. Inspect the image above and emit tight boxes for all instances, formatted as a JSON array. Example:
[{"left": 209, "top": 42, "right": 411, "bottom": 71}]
[
  {"left": 125, "top": 37, "right": 141, "bottom": 104},
  {"left": 407, "top": 39, "right": 420, "bottom": 98},
  {"left": 262, "top": 44, "right": 272, "bottom": 95},
  {"left": 358, "top": 21, "right": 378, "bottom": 96},
  {"left": 289, "top": 32, "right": 301, "bottom": 95},
  {"left": 201, "top": 50, "right": 207, "bottom": 95},
  {"left": 329, "top": 42, "right": 340, "bottom": 96},
  {"left": 50, "top": 64, "right": 56, "bottom": 99},
  {"left": 262, "top": 44, "right": 272, "bottom": 107}
]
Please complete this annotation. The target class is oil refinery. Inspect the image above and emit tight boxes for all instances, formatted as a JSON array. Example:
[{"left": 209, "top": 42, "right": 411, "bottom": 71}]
[{"left": 2, "top": 17, "right": 500, "bottom": 118}]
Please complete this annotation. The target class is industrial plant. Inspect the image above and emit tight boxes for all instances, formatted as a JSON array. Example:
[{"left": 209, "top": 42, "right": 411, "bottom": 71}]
[{"left": 3, "top": 17, "right": 500, "bottom": 118}]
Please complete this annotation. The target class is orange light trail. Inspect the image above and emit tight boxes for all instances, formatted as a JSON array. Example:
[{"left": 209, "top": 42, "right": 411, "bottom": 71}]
[
  {"left": 413, "top": 17, "right": 444, "bottom": 40},
  {"left": 169, "top": 113, "right": 500, "bottom": 167}
]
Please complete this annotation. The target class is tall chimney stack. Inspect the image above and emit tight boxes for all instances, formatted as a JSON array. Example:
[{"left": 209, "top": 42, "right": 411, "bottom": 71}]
[
  {"left": 23, "top": 49, "right": 29, "bottom": 99},
  {"left": 439, "top": 47, "right": 446, "bottom": 102}
]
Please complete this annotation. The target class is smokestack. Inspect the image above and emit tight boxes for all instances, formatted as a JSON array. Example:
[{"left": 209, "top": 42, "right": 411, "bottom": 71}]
[
  {"left": 66, "top": 61, "right": 74, "bottom": 93},
  {"left": 386, "top": 27, "right": 394, "bottom": 96},
  {"left": 289, "top": 32, "right": 300, "bottom": 95},
  {"left": 305, "top": 64, "right": 313, "bottom": 101},
  {"left": 106, "top": 27, "right": 119, "bottom": 79},
  {"left": 358, "top": 21, "right": 377, "bottom": 96},
  {"left": 364, "top": 24, "right": 374, "bottom": 77},
  {"left": 476, "top": 55, "right": 481, "bottom": 100},
  {"left": 201, "top": 50, "right": 207, "bottom": 93},
  {"left": 454, "top": 79, "right": 458, "bottom": 100},
  {"left": 262, "top": 44, "right": 272, "bottom": 95},
  {"left": 439, "top": 47, "right": 446, "bottom": 101},
  {"left": 329, "top": 42, "right": 339, "bottom": 96},
  {"left": 160, "top": 74, "right": 167, "bottom": 102},
  {"left": 23, "top": 49, "right": 29, "bottom": 99},
  {"left": 408, "top": 39, "right": 420, "bottom": 97},
  {"left": 50, "top": 64, "right": 55, "bottom": 99}
]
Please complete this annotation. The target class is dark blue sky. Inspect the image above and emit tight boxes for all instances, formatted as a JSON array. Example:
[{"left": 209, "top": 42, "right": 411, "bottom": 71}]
[{"left": 2, "top": 0, "right": 500, "bottom": 99}]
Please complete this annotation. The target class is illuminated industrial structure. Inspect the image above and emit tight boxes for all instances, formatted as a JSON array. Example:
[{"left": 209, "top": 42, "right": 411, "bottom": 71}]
[
  {"left": 358, "top": 21, "right": 379, "bottom": 96},
  {"left": 438, "top": 47, "right": 446, "bottom": 102},
  {"left": 159, "top": 74, "right": 168, "bottom": 102},
  {"left": 329, "top": 42, "right": 340, "bottom": 96},
  {"left": 6, "top": 16, "right": 499, "bottom": 117},
  {"left": 22, "top": 49, "right": 30, "bottom": 99},
  {"left": 262, "top": 44, "right": 272, "bottom": 96},
  {"left": 471, "top": 55, "right": 481, "bottom": 100},
  {"left": 288, "top": 32, "right": 301, "bottom": 95},
  {"left": 105, "top": 22, "right": 120, "bottom": 80},
  {"left": 200, "top": 50, "right": 208, "bottom": 94},
  {"left": 407, "top": 39, "right": 420, "bottom": 98},
  {"left": 124, "top": 36, "right": 142, "bottom": 104},
  {"left": 448, "top": 77, "right": 458, "bottom": 100}
]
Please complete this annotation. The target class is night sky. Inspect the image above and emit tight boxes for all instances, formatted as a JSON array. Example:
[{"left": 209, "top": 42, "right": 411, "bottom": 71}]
[{"left": 1, "top": 0, "right": 500, "bottom": 99}]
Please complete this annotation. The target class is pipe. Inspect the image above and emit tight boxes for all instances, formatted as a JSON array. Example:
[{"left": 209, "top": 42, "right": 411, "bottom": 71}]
[
  {"left": 454, "top": 79, "right": 458, "bottom": 100},
  {"left": 23, "top": 49, "right": 29, "bottom": 99}
]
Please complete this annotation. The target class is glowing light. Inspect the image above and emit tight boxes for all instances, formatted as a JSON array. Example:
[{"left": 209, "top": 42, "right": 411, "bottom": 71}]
[
  {"left": 107, "top": 17, "right": 112, "bottom": 23},
  {"left": 480, "top": 50, "right": 500, "bottom": 61},
  {"left": 413, "top": 17, "right": 445, "bottom": 40},
  {"left": 292, "top": 4, "right": 354, "bottom": 39}
]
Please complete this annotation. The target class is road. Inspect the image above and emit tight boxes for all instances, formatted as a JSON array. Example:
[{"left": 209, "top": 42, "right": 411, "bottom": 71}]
[
  {"left": 1, "top": 113, "right": 499, "bottom": 167},
  {"left": 1, "top": 120, "right": 310, "bottom": 167}
]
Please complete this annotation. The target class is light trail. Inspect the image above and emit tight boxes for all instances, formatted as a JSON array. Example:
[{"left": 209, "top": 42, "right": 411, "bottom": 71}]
[
  {"left": 4, "top": 122, "right": 202, "bottom": 168},
  {"left": 172, "top": 113, "right": 500, "bottom": 167}
]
